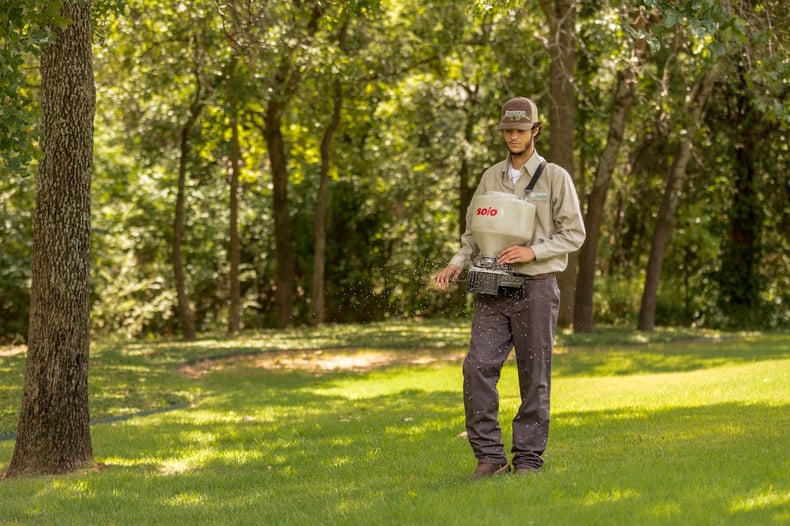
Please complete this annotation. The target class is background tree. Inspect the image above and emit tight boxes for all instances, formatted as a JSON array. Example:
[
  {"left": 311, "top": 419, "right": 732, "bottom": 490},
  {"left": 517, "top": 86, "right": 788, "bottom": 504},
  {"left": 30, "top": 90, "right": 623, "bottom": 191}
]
[
  {"left": 311, "top": 75, "right": 344, "bottom": 325},
  {"left": 638, "top": 68, "right": 717, "bottom": 330},
  {"left": 226, "top": 65, "right": 243, "bottom": 335},
  {"left": 540, "top": 0, "right": 578, "bottom": 327},
  {"left": 0, "top": 1, "right": 50, "bottom": 343},
  {"left": 171, "top": 55, "right": 205, "bottom": 341},
  {"left": 91, "top": 0, "right": 228, "bottom": 339},
  {"left": 573, "top": 2, "right": 646, "bottom": 332},
  {"left": 248, "top": 2, "right": 327, "bottom": 329},
  {"left": 711, "top": 0, "right": 790, "bottom": 328},
  {"left": 6, "top": 0, "right": 95, "bottom": 477},
  {"left": 636, "top": 0, "right": 745, "bottom": 330}
]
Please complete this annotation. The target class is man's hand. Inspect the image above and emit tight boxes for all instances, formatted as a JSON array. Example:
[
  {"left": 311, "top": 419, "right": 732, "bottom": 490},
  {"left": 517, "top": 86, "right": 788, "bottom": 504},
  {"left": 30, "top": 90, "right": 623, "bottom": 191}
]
[
  {"left": 497, "top": 245, "right": 536, "bottom": 265},
  {"left": 434, "top": 264, "right": 462, "bottom": 290}
]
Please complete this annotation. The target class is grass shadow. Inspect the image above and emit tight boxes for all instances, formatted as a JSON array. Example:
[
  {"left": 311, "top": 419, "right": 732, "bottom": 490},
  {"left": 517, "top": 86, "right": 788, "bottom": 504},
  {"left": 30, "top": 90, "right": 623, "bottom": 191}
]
[
  {"left": 1, "top": 367, "right": 786, "bottom": 525},
  {"left": 1, "top": 329, "right": 787, "bottom": 525},
  {"left": 553, "top": 333, "right": 790, "bottom": 377}
]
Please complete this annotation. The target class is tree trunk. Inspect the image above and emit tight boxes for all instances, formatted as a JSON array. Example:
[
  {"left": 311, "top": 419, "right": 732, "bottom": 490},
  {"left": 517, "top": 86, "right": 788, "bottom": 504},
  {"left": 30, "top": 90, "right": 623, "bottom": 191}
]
[
  {"left": 171, "top": 53, "right": 207, "bottom": 341},
  {"left": 638, "top": 71, "right": 717, "bottom": 331},
  {"left": 173, "top": 117, "right": 198, "bottom": 341},
  {"left": 228, "top": 95, "right": 242, "bottom": 335},
  {"left": 6, "top": 0, "right": 95, "bottom": 477},
  {"left": 250, "top": 5, "right": 323, "bottom": 329},
  {"left": 452, "top": 87, "right": 481, "bottom": 304},
  {"left": 574, "top": 68, "right": 635, "bottom": 332},
  {"left": 264, "top": 101, "right": 296, "bottom": 329},
  {"left": 312, "top": 80, "right": 344, "bottom": 325},
  {"left": 458, "top": 87, "right": 480, "bottom": 237},
  {"left": 540, "top": 0, "right": 577, "bottom": 327}
]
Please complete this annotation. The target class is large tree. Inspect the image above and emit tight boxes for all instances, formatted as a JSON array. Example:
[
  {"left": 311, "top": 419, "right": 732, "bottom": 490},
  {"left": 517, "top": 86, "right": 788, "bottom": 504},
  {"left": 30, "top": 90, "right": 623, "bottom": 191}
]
[
  {"left": 5, "top": 0, "right": 96, "bottom": 477},
  {"left": 219, "top": 0, "right": 328, "bottom": 328},
  {"left": 636, "top": 0, "right": 743, "bottom": 330},
  {"left": 311, "top": 76, "right": 344, "bottom": 325},
  {"left": 540, "top": 0, "right": 578, "bottom": 327},
  {"left": 713, "top": 0, "right": 790, "bottom": 327},
  {"left": 171, "top": 63, "right": 204, "bottom": 341},
  {"left": 573, "top": 4, "right": 648, "bottom": 332}
]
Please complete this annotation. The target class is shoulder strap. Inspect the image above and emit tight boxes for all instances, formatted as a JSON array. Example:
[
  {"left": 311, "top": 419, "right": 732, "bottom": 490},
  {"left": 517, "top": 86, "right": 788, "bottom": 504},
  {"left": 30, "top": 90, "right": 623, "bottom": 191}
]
[{"left": 525, "top": 161, "right": 547, "bottom": 192}]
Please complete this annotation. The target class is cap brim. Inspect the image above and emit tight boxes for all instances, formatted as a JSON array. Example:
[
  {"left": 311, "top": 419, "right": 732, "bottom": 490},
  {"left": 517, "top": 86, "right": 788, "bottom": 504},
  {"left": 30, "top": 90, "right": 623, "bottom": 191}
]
[{"left": 497, "top": 122, "right": 534, "bottom": 130}]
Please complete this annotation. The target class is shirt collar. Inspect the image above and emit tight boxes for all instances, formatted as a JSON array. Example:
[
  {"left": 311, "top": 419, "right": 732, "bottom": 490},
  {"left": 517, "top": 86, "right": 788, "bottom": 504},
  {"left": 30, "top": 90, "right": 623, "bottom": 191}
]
[
  {"left": 523, "top": 151, "right": 545, "bottom": 176},
  {"left": 504, "top": 151, "right": 545, "bottom": 175}
]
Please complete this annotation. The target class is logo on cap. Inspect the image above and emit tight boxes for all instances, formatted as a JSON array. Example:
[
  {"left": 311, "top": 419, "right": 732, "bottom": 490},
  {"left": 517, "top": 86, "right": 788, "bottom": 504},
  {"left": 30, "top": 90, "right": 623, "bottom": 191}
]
[{"left": 504, "top": 110, "right": 528, "bottom": 121}]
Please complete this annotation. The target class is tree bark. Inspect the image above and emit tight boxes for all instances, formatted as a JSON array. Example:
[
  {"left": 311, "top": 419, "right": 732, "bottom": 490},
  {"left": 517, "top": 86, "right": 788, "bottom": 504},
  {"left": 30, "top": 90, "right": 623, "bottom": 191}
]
[
  {"left": 228, "top": 93, "right": 242, "bottom": 335},
  {"left": 451, "top": 86, "right": 482, "bottom": 305},
  {"left": 264, "top": 99, "right": 296, "bottom": 329},
  {"left": 261, "top": 6, "right": 323, "bottom": 329},
  {"left": 540, "top": 0, "right": 578, "bottom": 327},
  {"left": 171, "top": 45, "right": 210, "bottom": 341},
  {"left": 574, "top": 68, "right": 635, "bottom": 332},
  {"left": 6, "top": 0, "right": 95, "bottom": 477},
  {"left": 638, "top": 70, "right": 717, "bottom": 331},
  {"left": 310, "top": 18, "right": 349, "bottom": 325},
  {"left": 173, "top": 111, "right": 199, "bottom": 341},
  {"left": 312, "top": 79, "right": 344, "bottom": 325}
]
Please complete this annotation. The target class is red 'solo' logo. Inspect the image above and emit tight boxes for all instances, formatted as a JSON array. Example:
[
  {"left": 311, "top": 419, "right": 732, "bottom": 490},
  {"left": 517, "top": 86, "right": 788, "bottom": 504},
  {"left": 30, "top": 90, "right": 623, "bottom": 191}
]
[{"left": 476, "top": 207, "right": 499, "bottom": 217}]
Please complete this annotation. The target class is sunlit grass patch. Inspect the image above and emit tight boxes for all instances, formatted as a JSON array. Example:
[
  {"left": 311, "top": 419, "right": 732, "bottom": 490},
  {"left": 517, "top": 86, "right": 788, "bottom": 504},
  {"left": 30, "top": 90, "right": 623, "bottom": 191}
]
[
  {"left": 730, "top": 486, "right": 790, "bottom": 515},
  {"left": 0, "top": 326, "right": 787, "bottom": 525}
]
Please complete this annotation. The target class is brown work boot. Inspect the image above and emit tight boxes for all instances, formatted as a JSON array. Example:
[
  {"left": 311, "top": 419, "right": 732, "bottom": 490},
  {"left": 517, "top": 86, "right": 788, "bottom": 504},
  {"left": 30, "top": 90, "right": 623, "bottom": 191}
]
[
  {"left": 514, "top": 465, "right": 540, "bottom": 476},
  {"left": 470, "top": 462, "right": 510, "bottom": 479}
]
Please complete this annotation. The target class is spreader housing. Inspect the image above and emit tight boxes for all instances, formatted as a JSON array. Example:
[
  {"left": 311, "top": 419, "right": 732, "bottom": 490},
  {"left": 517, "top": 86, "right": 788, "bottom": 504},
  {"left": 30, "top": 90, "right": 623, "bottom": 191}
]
[{"left": 466, "top": 192, "right": 536, "bottom": 295}]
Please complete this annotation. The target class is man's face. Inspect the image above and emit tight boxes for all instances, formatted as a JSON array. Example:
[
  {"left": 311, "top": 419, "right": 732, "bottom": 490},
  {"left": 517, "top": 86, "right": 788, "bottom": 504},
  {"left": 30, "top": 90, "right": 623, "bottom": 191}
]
[{"left": 502, "top": 128, "right": 535, "bottom": 157}]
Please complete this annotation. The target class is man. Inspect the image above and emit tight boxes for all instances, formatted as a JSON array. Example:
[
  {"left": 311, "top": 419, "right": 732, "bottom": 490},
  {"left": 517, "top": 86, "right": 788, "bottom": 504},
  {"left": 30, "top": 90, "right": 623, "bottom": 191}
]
[{"left": 435, "top": 97, "right": 585, "bottom": 478}]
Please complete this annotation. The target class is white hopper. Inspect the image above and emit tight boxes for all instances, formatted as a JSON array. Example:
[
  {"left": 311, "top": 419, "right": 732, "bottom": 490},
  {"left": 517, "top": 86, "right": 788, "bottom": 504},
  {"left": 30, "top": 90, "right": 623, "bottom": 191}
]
[{"left": 470, "top": 192, "right": 536, "bottom": 257}]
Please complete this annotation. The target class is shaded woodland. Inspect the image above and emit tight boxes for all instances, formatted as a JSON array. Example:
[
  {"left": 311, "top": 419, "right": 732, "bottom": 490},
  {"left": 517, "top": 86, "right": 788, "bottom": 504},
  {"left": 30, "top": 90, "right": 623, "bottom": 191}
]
[{"left": 2, "top": 0, "right": 788, "bottom": 342}]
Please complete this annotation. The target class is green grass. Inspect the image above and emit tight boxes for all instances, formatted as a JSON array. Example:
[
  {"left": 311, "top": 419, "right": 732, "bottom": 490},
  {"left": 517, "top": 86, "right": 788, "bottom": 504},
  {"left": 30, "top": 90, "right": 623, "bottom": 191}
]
[{"left": 0, "top": 321, "right": 788, "bottom": 525}]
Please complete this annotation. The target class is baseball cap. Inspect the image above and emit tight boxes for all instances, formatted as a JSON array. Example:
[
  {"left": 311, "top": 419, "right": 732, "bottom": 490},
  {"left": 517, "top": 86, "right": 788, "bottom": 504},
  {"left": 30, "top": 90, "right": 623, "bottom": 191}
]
[{"left": 497, "top": 97, "right": 539, "bottom": 130}]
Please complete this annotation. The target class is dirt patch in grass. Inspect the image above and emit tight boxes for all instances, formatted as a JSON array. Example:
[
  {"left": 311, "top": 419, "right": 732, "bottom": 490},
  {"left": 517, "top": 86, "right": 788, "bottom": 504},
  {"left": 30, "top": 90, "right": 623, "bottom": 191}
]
[{"left": 177, "top": 348, "right": 466, "bottom": 379}]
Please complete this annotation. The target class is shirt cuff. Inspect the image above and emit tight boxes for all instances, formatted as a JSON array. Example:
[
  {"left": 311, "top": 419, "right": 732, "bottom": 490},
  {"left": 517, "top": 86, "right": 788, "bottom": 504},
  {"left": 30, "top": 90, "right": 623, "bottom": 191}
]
[
  {"left": 449, "top": 255, "right": 467, "bottom": 269},
  {"left": 530, "top": 243, "right": 549, "bottom": 261}
]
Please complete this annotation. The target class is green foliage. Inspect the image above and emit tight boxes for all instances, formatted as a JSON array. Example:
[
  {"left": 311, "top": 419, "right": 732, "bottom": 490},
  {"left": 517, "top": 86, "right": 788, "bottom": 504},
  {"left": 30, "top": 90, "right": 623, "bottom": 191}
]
[
  {"left": 0, "top": 1, "right": 50, "bottom": 175},
  {"left": 0, "top": 0, "right": 80, "bottom": 172},
  {"left": 592, "top": 275, "right": 642, "bottom": 326},
  {"left": 0, "top": 176, "right": 34, "bottom": 343},
  {"left": 0, "top": 0, "right": 788, "bottom": 339},
  {"left": 628, "top": 0, "right": 746, "bottom": 58}
]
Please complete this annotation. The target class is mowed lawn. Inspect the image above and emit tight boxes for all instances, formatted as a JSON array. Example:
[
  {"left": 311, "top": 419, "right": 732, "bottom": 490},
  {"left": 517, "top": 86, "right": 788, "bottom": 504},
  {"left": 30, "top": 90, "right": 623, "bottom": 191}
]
[{"left": 0, "top": 322, "right": 787, "bottom": 525}]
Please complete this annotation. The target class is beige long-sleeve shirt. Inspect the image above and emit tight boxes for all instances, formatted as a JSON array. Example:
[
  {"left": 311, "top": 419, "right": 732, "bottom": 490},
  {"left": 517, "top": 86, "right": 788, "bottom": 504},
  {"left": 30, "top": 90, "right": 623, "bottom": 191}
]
[{"left": 449, "top": 151, "right": 586, "bottom": 276}]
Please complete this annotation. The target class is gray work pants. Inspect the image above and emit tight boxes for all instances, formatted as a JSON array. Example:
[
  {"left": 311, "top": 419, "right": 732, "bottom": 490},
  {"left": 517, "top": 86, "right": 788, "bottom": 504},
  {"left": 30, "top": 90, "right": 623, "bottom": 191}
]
[{"left": 462, "top": 276, "right": 560, "bottom": 469}]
